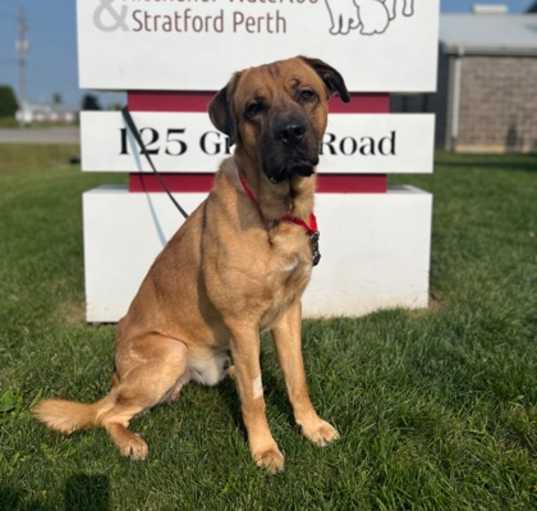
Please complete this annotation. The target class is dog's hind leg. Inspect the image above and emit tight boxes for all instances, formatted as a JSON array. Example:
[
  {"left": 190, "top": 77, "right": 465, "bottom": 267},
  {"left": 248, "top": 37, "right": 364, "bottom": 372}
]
[
  {"left": 96, "top": 334, "right": 189, "bottom": 460},
  {"left": 33, "top": 335, "right": 189, "bottom": 460}
]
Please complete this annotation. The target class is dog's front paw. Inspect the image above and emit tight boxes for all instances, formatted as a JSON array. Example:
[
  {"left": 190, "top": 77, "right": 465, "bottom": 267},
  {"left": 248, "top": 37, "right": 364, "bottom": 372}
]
[
  {"left": 300, "top": 418, "right": 340, "bottom": 447},
  {"left": 253, "top": 446, "right": 285, "bottom": 474}
]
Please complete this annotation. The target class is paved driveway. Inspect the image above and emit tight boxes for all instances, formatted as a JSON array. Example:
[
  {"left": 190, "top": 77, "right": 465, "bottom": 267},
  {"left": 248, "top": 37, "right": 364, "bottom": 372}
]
[{"left": 0, "top": 127, "right": 80, "bottom": 145}]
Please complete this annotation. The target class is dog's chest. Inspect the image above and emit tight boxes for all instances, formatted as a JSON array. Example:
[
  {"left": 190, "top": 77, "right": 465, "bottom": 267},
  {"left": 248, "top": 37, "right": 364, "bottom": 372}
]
[
  {"left": 260, "top": 245, "right": 312, "bottom": 328},
  {"left": 271, "top": 228, "right": 312, "bottom": 285}
]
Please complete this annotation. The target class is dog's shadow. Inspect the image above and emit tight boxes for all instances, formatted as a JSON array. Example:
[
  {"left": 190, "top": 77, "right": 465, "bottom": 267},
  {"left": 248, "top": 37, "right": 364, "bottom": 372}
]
[
  {"left": 0, "top": 475, "right": 110, "bottom": 511},
  {"left": 64, "top": 474, "right": 110, "bottom": 511}
]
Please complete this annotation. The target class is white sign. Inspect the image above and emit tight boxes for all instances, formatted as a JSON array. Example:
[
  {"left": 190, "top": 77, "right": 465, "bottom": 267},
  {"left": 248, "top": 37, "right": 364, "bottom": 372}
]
[
  {"left": 80, "top": 112, "right": 435, "bottom": 174},
  {"left": 77, "top": 0, "right": 440, "bottom": 92}
]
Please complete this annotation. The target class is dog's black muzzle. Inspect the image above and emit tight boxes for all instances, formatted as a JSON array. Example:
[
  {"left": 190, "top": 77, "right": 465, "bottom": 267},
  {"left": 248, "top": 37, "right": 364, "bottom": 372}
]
[{"left": 262, "top": 113, "right": 319, "bottom": 183}]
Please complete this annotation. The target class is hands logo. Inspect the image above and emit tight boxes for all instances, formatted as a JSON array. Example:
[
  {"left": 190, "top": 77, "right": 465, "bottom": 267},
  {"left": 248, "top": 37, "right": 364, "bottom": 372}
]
[{"left": 324, "top": 0, "right": 415, "bottom": 36}]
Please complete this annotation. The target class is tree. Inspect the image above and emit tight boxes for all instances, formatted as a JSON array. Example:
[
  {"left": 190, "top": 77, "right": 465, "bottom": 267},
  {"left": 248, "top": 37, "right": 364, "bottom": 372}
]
[
  {"left": 0, "top": 85, "right": 19, "bottom": 118},
  {"left": 52, "top": 93, "right": 63, "bottom": 106},
  {"left": 81, "top": 94, "right": 102, "bottom": 111}
]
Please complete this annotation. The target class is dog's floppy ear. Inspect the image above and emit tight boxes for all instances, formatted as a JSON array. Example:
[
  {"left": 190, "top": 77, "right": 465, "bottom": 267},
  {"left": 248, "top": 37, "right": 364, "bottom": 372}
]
[
  {"left": 208, "top": 72, "right": 241, "bottom": 145},
  {"left": 300, "top": 56, "right": 351, "bottom": 103}
]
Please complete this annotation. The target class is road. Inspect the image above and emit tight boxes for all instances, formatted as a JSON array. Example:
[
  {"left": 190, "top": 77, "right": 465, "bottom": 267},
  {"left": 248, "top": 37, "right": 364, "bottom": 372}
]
[{"left": 0, "top": 127, "right": 80, "bottom": 145}]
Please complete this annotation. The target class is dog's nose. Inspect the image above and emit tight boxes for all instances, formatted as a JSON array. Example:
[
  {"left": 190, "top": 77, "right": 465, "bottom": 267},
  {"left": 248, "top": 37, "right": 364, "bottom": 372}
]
[{"left": 277, "top": 122, "right": 306, "bottom": 145}]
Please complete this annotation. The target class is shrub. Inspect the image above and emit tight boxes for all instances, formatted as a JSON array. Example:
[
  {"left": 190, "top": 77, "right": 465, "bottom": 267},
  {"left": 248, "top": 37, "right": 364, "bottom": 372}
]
[{"left": 0, "top": 85, "right": 19, "bottom": 118}]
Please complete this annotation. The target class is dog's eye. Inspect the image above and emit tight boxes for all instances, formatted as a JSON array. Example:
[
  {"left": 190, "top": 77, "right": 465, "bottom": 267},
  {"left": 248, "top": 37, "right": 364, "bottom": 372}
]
[
  {"left": 244, "top": 101, "right": 266, "bottom": 119},
  {"left": 298, "top": 89, "right": 317, "bottom": 103}
]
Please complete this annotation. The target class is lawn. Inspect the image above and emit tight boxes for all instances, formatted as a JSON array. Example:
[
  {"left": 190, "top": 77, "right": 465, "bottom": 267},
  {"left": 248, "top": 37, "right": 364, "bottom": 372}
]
[{"left": 0, "top": 145, "right": 536, "bottom": 510}]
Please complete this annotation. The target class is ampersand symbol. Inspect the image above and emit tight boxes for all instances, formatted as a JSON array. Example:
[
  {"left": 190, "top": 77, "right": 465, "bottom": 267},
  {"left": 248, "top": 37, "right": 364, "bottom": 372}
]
[{"left": 93, "top": 0, "right": 129, "bottom": 32}]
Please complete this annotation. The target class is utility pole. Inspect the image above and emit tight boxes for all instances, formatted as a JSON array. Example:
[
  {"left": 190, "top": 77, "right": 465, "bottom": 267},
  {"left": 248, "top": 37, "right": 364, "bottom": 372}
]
[{"left": 16, "top": 5, "right": 29, "bottom": 106}]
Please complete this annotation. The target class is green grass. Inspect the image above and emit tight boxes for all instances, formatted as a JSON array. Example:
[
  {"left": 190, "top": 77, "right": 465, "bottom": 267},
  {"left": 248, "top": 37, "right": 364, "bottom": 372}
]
[
  {"left": 1, "top": 145, "right": 536, "bottom": 510},
  {"left": 0, "top": 118, "right": 79, "bottom": 128}
]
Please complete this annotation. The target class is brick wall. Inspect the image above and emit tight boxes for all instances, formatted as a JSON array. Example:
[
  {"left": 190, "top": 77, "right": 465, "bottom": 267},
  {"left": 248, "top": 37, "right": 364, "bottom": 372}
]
[{"left": 457, "top": 56, "right": 537, "bottom": 153}]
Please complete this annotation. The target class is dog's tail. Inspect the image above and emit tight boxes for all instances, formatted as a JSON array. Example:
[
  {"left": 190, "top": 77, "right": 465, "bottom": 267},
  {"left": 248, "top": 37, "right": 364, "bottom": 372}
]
[{"left": 33, "top": 395, "right": 113, "bottom": 434}]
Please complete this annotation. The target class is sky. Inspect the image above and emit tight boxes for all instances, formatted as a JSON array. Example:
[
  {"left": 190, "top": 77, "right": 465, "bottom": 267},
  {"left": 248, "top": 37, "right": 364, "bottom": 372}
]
[{"left": 0, "top": 0, "right": 535, "bottom": 109}]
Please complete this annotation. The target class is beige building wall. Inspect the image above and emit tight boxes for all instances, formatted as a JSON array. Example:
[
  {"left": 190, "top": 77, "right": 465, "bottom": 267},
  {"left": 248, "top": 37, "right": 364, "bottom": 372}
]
[{"left": 456, "top": 56, "right": 537, "bottom": 153}]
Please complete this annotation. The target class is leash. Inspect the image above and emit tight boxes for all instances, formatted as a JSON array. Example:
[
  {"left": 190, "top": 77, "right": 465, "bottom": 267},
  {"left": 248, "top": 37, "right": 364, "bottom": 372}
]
[
  {"left": 121, "top": 107, "right": 190, "bottom": 220},
  {"left": 238, "top": 173, "right": 321, "bottom": 266}
]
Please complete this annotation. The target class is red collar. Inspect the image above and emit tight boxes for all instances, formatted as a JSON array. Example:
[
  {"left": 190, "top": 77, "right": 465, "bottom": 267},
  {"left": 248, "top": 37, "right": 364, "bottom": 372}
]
[{"left": 238, "top": 173, "right": 319, "bottom": 235}]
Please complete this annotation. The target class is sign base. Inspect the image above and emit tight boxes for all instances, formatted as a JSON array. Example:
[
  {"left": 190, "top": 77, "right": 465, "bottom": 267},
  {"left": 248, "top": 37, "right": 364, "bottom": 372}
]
[{"left": 83, "top": 185, "right": 432, "bottom": 322}]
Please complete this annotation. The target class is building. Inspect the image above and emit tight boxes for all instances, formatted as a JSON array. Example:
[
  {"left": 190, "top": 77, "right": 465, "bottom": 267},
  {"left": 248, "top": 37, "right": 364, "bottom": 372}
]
[
  {"left": 393, "top": 12, "right": 537, "bottom": 153},
  {"left": 441, "top": 14, "right": 537, "bottom": 153},
  {"left": 16, "top": 102, "right": 77, "bottom": 125}
]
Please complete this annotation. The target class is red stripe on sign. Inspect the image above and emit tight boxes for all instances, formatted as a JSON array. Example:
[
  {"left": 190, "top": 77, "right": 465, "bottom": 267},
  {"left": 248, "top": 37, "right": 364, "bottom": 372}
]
[
  {"left": 317, "top": 174, "right": 387, "bottom": 193},
  {"left": 127, "top": 91, "right": 390, "bottom": 114},
  {"left": 329, "top": 93, "right": 390, "bottom": 113},
  {"left": 129, "top": 173, "right": 387, "bottom": 194},
  {"left": 129, "top": 173, "right": 215, "bottom": 193},
  {"left": 128, "top": 91, "right": 214, "bottom": 113}
]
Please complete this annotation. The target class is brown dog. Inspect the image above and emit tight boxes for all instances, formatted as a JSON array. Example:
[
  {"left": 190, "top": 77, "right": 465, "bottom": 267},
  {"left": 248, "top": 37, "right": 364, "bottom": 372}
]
[{"left": 34, "top": 56, "right": 350, "bottom": 473}]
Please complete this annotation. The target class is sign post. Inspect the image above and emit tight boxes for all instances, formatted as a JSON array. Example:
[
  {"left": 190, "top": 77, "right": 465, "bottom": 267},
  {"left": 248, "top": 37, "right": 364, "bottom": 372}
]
[{"left": 78, "top": 0, "right": 440, "bottom": 322}]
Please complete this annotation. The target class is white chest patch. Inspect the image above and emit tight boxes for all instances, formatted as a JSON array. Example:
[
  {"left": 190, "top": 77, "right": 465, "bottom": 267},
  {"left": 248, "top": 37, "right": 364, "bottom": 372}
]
[
  {"left": 281, "top": 257, "right": 299, "bottom": 273},
  {"left": 188, "top": 352, "right": 229, "bottom": 386}
]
